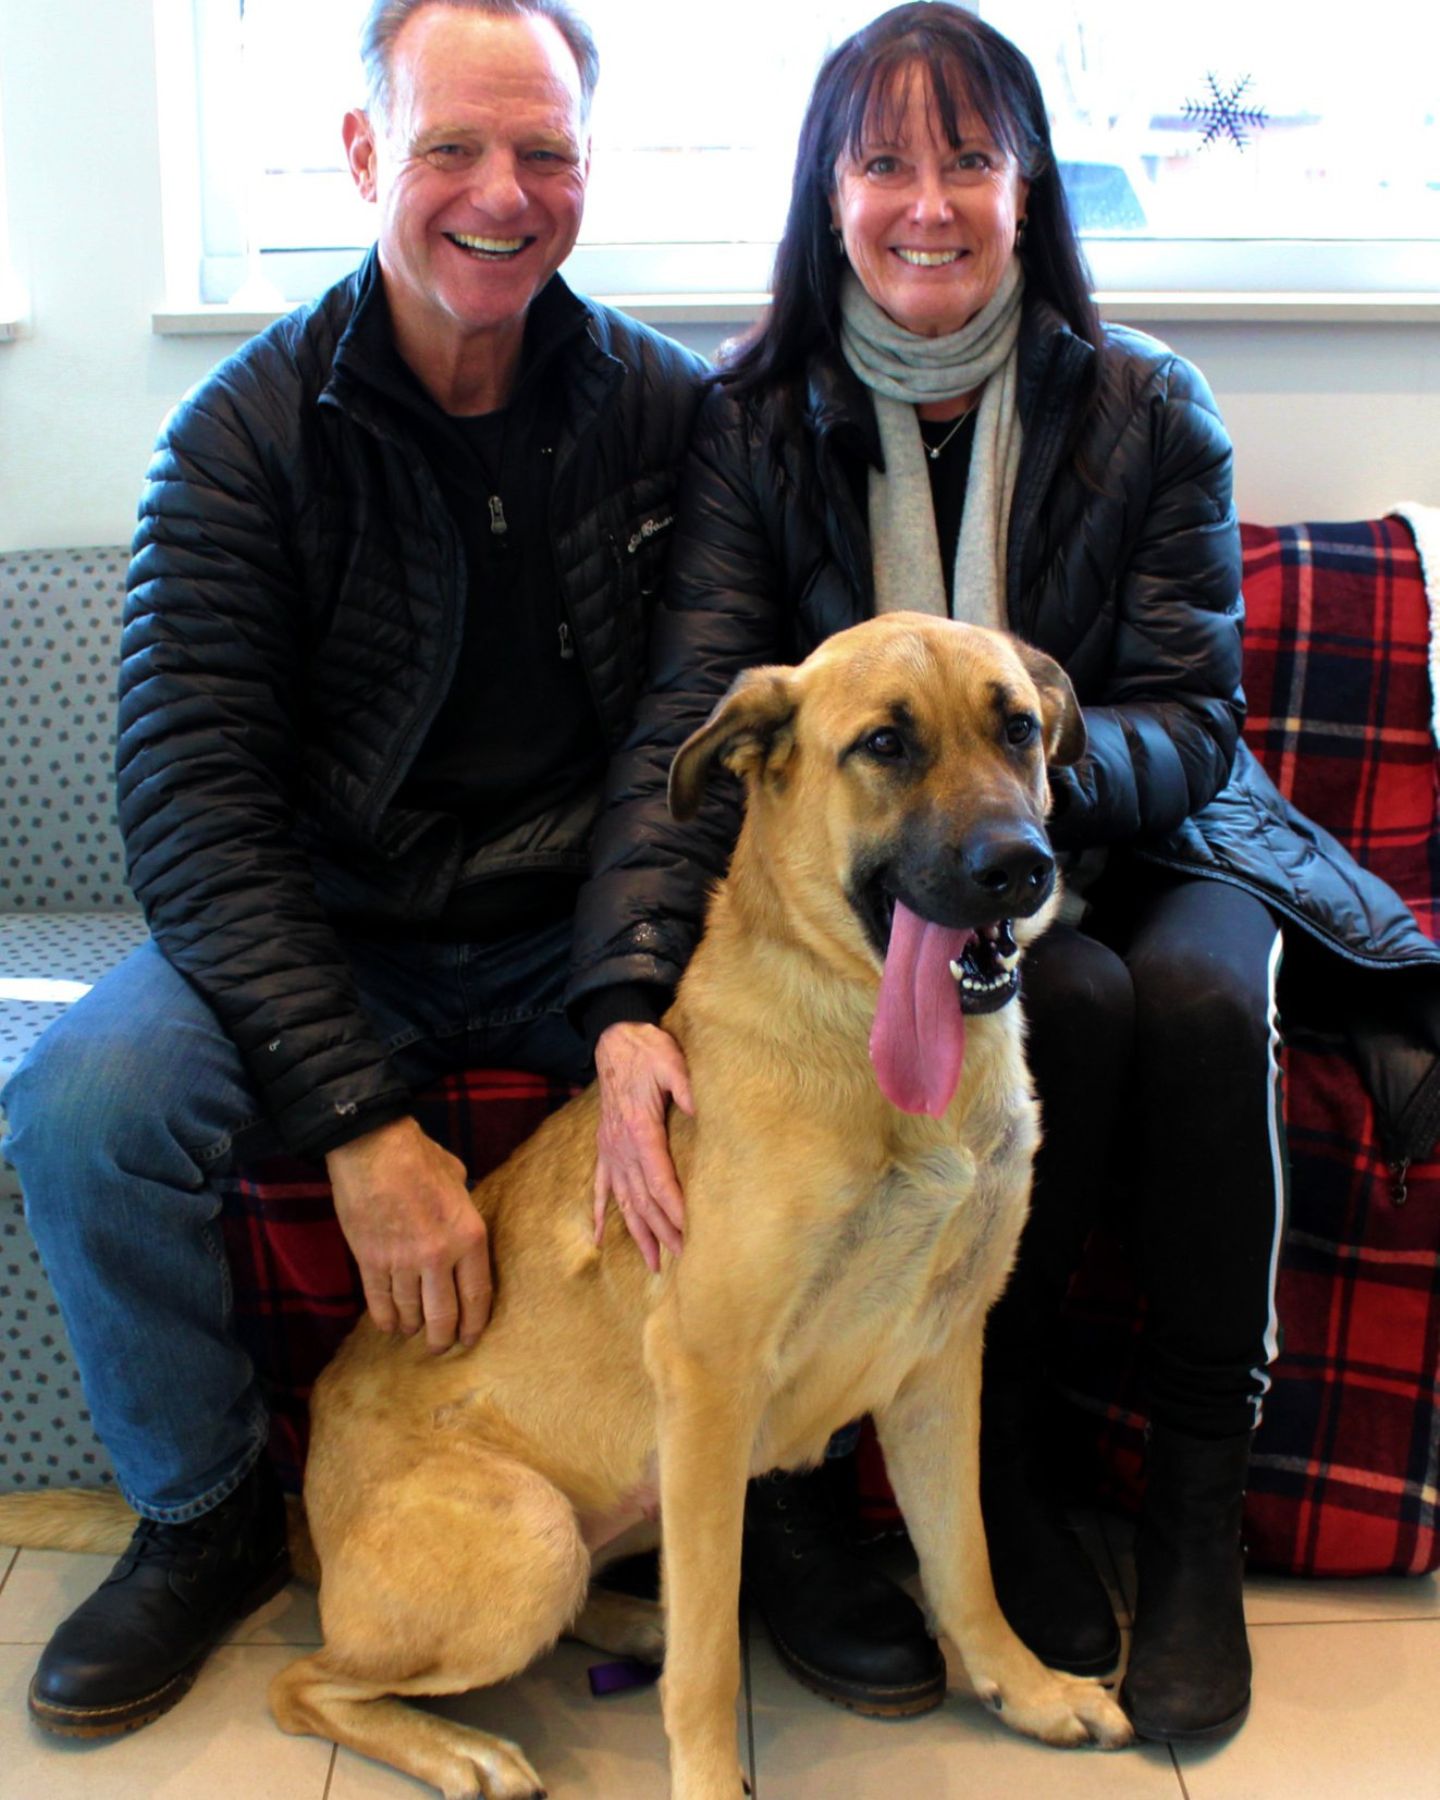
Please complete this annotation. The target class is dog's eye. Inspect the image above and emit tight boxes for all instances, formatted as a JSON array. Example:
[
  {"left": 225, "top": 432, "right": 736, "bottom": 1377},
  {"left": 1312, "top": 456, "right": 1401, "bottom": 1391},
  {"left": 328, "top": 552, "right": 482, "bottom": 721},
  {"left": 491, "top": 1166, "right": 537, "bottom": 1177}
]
[
  {"left": 862, "top": 728, "right": 907, "bottom": 761},
  {"left": 1005, "top": 713, "right": 1038, "bottom": 748}
]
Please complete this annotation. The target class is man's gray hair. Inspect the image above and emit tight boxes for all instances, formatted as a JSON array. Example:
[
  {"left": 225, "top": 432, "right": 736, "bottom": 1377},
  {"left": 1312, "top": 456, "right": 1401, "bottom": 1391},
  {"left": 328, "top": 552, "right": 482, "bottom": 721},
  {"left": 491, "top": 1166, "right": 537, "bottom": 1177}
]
[{"left": 360, "top": 0, "right": 600, "bottom": 123}]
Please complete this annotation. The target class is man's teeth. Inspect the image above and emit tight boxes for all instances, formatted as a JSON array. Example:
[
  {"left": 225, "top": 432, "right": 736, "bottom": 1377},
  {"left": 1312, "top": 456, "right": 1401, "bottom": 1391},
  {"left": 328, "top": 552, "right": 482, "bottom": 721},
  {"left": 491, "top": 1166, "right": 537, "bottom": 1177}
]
[
  {"left": 451, "top": 233, "right": 526, "bottom": 255},
  {"left": 895, "top": 249, "right": 959, "bottom": 266}
]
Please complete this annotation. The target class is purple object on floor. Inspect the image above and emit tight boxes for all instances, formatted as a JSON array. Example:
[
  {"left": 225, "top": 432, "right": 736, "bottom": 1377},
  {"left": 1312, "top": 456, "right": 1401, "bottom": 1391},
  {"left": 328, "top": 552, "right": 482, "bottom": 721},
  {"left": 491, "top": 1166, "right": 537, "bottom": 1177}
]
[{"left": 588, "top": 1658, "right": 662, "bottom": 1698}]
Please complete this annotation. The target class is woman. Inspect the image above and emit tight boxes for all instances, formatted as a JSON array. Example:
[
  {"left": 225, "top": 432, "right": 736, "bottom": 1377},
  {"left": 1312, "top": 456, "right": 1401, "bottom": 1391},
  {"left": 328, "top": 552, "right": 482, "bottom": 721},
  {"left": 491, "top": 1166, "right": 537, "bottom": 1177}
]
[{"left": 576, "top": 2, "right": 1440, "bottom": 1744}]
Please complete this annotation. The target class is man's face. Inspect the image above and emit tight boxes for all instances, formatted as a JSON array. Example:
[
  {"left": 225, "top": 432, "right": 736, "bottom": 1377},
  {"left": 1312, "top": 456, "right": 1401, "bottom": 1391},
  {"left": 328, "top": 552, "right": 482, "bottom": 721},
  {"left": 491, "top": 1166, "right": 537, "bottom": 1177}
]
[{"left": 344, "top": 6, "right": 589, "bottom": 364}]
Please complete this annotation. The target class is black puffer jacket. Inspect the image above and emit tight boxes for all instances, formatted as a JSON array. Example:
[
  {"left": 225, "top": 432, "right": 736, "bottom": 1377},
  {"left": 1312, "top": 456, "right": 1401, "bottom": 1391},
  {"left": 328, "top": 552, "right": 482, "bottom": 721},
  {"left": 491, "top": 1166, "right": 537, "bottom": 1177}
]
[
  {"left": 118, "top": 255, "right": 706, "bottom": 1155},
  {"left": 570, "top": 299, "right": 1440, "bottom": 1164}
]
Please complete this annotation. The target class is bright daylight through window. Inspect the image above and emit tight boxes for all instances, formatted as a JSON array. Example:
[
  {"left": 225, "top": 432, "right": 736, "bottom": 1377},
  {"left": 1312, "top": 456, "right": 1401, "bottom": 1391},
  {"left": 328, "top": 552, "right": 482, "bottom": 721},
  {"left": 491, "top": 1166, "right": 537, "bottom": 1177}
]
[{"left": 189, "top": 0, "right": 1440, "bottom": 306}]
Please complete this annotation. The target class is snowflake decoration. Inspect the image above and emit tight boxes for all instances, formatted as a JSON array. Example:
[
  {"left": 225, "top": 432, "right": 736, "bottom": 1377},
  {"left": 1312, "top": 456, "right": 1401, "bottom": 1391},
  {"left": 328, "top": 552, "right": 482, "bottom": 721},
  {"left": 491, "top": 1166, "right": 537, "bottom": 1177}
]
[{"left": 1182, "top": 73, "right": 1268, "bottom": 152}]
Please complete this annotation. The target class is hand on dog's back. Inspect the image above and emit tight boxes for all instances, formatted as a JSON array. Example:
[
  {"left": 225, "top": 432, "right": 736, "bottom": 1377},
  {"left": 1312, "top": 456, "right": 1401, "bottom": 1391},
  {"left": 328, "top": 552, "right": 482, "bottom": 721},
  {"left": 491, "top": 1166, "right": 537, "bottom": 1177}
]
[
  {"left": 326, "top": 1116, "right": 492, "bottom": 1351},
  {"left": 593, "top": 1020, "right": 694, "bottom": 1271}
]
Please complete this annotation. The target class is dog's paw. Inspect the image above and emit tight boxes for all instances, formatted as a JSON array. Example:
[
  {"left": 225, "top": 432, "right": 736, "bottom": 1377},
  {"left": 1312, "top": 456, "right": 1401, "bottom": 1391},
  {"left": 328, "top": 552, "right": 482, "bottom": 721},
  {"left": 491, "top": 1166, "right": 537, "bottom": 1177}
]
[
  {"left": 975, "top": 1671, "right": 1133, "bottom": 1750},
  {"left": 569, "top": 1588, "right": 665, "bottom": 1662},
  {"left": 432, "top": 1730, "right": 548, "bottom": 1800}
]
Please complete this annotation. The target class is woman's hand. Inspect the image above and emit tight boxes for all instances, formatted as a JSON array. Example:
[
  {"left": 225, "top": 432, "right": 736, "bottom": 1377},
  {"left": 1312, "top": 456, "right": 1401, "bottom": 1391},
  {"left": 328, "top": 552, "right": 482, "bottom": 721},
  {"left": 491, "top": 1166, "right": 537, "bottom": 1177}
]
[
  {"left": 326, "top": 1116, "right": 491, "bottom": 1353},
  {"left": 594, "top": 1021, "right": 695, "bottom": 1272}
]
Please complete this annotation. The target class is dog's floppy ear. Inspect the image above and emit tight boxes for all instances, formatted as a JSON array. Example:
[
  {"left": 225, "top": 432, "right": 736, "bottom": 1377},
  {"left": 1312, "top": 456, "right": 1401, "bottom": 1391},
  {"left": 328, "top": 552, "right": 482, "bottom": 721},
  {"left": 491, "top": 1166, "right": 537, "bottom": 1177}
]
[
  {"left": 668, "top": 666, "right": 797, "bottom": 821},
  {"left": 1014, "top": 642, "right": 1086, "bottom": 767}
]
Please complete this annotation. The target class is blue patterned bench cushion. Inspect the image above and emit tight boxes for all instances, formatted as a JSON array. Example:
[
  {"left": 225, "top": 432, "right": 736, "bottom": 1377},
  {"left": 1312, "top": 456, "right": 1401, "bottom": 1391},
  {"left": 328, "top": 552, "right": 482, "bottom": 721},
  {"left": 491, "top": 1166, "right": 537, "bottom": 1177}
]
[{"left": 1, "top": 546, "right": 135, "bottom": 912}]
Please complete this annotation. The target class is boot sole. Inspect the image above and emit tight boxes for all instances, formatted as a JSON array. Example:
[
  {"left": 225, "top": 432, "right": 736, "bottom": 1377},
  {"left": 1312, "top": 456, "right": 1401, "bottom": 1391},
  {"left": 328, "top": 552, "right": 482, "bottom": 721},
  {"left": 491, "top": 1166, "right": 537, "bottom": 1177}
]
[
  {"left": 27, "top": 1554, "right": 293, "bottom": 1739},
  {"left": 766, "top": 1628, "right": 947, "bottom": 1718},
  {"left": 1122, "top": 1687, "right": 1251, "bottom": 1745}
]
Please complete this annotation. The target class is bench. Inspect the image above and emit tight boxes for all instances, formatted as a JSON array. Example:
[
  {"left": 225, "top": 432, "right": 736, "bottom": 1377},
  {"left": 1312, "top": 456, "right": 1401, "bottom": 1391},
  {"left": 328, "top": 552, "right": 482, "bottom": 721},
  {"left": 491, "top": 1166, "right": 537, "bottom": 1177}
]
[{"left": 2, "top": 523, "right": 1437, "bottom": 1580}]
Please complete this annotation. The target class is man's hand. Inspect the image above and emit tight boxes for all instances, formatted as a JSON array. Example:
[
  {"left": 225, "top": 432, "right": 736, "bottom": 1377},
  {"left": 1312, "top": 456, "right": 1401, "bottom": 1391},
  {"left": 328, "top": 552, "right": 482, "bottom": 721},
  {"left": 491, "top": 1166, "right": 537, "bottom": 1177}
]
[
  {"left": 326, "top": 1116, "right": 490, "bottom": 1353},
  {"left": 594, "top": 1021, "right": 694, "bottom": 1273}
]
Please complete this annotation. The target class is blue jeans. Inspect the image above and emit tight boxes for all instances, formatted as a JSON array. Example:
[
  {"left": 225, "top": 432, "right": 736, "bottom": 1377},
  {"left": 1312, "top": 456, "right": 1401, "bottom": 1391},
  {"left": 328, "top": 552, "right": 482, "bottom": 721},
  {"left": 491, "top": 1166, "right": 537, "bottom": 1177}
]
[{"left": 2, "top": 921, "right": 590, "bottom": 1522}]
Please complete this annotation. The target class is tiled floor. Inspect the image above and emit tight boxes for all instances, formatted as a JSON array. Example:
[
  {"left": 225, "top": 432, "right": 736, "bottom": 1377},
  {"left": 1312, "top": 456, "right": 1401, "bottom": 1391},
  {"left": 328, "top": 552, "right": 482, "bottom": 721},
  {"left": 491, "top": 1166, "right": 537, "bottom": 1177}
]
[{"left": 1, "top": 1515, "right": 1436, "bottom": 1798}]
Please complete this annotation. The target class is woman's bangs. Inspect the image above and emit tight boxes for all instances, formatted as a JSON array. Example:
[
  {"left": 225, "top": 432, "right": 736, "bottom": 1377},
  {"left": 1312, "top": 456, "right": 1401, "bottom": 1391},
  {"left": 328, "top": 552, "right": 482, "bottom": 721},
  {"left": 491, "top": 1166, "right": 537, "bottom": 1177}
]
[{"left": 842, "top": 43, "right": 1013, "bottom": 162}]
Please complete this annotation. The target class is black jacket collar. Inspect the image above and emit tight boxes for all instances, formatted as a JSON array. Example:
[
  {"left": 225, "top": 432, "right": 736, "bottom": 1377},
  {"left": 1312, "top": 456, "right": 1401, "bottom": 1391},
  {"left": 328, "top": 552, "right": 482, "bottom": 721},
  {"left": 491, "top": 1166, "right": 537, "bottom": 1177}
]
[{"left": 323, "top": 246, "right": 592, "bottom": 426}]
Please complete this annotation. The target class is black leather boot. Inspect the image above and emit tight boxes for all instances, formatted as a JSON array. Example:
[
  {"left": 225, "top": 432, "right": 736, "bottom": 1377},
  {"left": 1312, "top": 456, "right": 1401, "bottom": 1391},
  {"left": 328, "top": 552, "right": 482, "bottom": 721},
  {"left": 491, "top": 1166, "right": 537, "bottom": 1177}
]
[
  {"left": 980, "top": 1381, "right": 1120, "bottom": 1676},
  {"left": 743, "top": 1465, "right": 945, "bottom": 1716},
  {"left": 1121, "top": 1424, "right": 1252, "bottom": 1742},
  {"left": 29, "top": 1456, "right": 291, "bottom": 1737}
]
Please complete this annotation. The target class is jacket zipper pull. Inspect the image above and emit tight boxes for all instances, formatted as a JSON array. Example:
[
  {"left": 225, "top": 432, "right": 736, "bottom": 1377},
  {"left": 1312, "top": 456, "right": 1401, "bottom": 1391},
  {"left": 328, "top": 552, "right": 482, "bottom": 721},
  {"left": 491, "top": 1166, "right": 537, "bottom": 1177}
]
[
  {"left": 488, "top": 494, "right": 509, "bottom": 542},
  {"left": 1389, "top": 1159, "right": 1409, "bottom": 1207},
  {"left": 558, "top": 621, "right": 575, "bottom": 661}
]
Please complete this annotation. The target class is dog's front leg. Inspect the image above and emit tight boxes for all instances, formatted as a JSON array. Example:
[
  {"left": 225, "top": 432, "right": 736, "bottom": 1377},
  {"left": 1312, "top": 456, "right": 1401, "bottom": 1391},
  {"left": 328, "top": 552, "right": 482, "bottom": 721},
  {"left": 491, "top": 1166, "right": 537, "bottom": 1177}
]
[
  {"left": 874, "top": 1319, "right": 1132, "bottom": 1750},
  {"left": 650, "top": 1320, "right": 757, "bottom": 1800}
]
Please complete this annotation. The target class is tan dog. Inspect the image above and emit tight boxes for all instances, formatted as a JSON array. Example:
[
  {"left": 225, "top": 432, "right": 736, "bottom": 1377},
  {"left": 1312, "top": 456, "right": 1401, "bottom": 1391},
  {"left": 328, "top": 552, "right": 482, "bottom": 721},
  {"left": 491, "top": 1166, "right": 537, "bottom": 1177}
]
[{"left": 0, "top": 615, "right": 1133, "bottom": 1796}]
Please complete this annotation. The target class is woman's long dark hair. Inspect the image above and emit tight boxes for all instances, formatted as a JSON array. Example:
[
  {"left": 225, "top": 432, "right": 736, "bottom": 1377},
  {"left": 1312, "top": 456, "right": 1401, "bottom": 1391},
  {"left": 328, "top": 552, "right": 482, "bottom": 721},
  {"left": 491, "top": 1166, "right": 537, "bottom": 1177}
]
[{"left": 724, "top": 2, "right": 1100, "bottom": 399}]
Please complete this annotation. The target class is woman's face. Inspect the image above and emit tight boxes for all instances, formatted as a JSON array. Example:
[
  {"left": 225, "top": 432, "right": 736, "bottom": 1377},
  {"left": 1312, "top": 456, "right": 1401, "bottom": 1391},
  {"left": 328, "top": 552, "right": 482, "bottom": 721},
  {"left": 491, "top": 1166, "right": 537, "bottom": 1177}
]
[{"left": 830, "top": 65, "right": 1029, "bottom": 339}]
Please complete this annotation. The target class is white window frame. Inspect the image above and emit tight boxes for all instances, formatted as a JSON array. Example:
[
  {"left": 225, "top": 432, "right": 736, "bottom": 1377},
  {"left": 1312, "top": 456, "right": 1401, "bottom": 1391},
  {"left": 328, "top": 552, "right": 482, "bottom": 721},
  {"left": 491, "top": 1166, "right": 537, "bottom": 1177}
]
[
  {"left": 154, "top": 0, "right": 1440, "bottom": 334},
  {"left": 0, "top": 78, "right": 25, "bottom": 338}
]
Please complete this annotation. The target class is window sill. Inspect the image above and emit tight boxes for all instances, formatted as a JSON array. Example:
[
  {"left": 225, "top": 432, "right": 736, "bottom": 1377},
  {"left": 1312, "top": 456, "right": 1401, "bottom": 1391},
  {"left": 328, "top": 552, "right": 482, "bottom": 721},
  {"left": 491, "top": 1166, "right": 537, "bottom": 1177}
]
[{"left": 151, "top": 289, "right": 1440, "bottom": 338}]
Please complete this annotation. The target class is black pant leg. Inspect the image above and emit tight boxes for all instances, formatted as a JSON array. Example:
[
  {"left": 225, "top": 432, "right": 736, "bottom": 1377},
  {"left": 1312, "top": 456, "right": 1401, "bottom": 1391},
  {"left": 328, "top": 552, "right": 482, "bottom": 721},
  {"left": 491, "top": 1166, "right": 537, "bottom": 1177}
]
[
  {"left": 985, "top": 922, "right": 1136, "bottom": 1385},
  {"left": 1117, "top": 874, "right": 1286, "bottom": 1439}
]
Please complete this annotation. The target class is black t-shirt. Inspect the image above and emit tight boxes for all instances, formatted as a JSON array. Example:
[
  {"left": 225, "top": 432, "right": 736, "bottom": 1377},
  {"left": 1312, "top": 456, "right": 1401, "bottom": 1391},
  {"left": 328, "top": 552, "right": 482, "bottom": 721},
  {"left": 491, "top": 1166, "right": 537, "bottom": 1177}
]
[
  {"left": 919, "top": 407, "right": 977, "bottom": 583},
  {"left": 348, "top": 281, "right": 608, "bottom": 938}
]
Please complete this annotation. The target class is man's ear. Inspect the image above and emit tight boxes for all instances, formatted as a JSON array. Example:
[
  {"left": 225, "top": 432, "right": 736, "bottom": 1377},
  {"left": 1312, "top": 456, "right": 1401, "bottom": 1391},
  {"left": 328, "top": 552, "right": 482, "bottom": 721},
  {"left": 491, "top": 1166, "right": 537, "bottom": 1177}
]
[
  {"left": 1014, "top": 642, "right": 1086, "bottom": 767},
  {"left": 668, "top": 667, "right": 797, "bottom": 820},
  {"left": 343, "top": 109, "right": 379, "bottom": 202}
]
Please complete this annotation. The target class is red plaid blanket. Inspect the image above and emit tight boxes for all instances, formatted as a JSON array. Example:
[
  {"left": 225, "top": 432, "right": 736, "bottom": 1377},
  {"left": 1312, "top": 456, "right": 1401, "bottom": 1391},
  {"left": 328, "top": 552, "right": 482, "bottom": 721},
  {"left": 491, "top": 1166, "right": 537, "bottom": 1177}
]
[
  {"left": 219, "top": 1071, "right": 572, "bottom": 1491},
  {"left": 224, "top": 517, "right": 1439, "bottom": 1575}
]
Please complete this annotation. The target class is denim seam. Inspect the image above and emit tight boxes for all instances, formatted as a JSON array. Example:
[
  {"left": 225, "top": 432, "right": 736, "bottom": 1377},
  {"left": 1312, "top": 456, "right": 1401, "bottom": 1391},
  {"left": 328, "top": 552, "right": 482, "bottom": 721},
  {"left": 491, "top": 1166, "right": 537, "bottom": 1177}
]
[
  {"left": 467, "top": 1000, "right": 565, "bottom": 1031},
  {"left": 119, "top": 1405, "right": 271, "bottom": 1524},
  {"left": 193, "top": 1111, "right": 267, "bottom": 1169}
]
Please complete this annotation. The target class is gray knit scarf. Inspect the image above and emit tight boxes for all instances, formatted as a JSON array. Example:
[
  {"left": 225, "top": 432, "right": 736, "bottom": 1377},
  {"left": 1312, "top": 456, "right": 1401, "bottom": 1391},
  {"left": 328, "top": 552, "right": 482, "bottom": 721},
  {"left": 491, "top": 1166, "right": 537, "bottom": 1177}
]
[{"left": 839, "top": 258, "right": 1024, "bottom": 625}]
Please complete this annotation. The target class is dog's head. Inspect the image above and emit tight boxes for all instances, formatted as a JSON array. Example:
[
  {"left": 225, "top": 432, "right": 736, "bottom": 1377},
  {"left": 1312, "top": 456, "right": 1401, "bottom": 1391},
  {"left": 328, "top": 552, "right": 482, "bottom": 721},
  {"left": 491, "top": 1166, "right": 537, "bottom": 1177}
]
[{"left": 669, "top": 614, "right": 1085, "bottom": 1116}]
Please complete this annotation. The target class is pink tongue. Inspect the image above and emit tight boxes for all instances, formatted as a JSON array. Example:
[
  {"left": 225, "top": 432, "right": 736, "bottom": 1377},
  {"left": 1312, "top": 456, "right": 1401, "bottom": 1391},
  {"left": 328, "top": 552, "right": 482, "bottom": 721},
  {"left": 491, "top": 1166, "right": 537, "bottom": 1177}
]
[{"left": 869, "top": 900, "right": 973, "bottom": 1116}]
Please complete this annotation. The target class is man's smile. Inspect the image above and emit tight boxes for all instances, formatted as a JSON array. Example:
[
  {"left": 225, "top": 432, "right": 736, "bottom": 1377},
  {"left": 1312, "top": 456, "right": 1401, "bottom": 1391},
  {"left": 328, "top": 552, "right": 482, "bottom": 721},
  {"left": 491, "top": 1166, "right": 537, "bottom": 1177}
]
[{"left": 446, "top": 231, "right": 531, "bottom": 259}]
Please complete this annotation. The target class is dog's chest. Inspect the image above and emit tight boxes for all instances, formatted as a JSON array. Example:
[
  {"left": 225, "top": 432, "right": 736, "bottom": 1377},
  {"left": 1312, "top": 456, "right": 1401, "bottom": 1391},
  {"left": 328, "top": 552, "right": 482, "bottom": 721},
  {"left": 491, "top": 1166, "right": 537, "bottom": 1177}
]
[{"left": 783, "top": 1133, "right": 1017, "bottom": 1356}]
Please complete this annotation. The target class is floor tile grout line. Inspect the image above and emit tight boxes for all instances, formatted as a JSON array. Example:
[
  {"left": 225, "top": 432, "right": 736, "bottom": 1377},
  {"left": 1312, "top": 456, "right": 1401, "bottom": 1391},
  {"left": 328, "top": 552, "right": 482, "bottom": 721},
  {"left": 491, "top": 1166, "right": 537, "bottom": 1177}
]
[
  {"left": 0, "top": 1544, "right": 17, "bottom": 1610},
  {"left": 1170, "top": 1741, "right": 1192, "bottom": 1799},
  {"left": 320, "top": 1737, "right": 339, "bottom": 1800},
  {"left": 1247, "top": 1612, "right": 1440, "bottom": 1630}
]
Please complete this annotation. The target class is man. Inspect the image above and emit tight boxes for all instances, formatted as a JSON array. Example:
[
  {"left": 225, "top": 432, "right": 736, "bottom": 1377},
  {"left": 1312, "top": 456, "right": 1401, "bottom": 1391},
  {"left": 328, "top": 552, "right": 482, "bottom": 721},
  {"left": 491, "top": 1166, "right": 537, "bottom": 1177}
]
[{"left": 2, "top": 0, "right": 704, "bottom": 1737}]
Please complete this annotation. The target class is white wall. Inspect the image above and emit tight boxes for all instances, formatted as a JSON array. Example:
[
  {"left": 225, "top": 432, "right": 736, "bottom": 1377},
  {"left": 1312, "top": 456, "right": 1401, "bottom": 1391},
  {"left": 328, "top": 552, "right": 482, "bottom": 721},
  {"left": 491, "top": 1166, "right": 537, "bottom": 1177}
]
[{"left": 2, "top": 0, "right": 1438, "bottom": 554}]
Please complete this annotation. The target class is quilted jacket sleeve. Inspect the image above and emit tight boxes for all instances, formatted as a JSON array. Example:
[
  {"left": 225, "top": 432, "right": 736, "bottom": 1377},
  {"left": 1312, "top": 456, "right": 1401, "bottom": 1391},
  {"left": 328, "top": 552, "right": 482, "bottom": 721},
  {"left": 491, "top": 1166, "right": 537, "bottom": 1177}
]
[
  {"left": 118, "top": 351, "right": 410, "bottom": 1157},
  {"left": 1044, "top": 347, "right": 1245, "bottom": 852},
  {"left": 568, "top": 386, "right": 786, "bottom": 1012}
]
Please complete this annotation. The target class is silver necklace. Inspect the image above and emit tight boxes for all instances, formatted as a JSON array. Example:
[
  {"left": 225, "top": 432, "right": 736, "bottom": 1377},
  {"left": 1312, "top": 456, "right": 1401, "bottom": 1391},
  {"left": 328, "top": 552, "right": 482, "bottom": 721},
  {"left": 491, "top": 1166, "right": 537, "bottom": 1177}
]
[{"left": 920, "top": 407, "right": 975, "bottom": 461}]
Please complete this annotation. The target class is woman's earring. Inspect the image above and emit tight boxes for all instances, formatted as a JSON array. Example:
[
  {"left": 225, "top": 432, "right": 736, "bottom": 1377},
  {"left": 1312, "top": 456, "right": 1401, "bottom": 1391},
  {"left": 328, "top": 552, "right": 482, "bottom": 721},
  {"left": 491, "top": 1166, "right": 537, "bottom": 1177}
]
[{"left": 1015, "top": 216, "right": 1028, "bottom": 251}]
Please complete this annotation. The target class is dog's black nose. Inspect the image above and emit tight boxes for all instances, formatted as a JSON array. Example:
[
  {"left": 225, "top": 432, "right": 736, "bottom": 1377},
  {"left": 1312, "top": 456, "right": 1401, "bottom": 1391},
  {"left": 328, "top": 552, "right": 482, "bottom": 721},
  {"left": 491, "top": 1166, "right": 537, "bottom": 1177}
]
[{"left": 964, "top": 824, "right": 1055, "bottom": 915}]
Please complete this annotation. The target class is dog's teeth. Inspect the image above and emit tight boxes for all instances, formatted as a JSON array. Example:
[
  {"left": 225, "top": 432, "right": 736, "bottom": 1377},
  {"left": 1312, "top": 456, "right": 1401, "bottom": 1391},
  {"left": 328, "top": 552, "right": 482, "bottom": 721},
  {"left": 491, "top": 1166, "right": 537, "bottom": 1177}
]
[
  {"left": 997, "top": 949, "right": 1020, "bottom": 973},
  {"left": 949, "top": 959, "right": 965, "bottom": 981}
]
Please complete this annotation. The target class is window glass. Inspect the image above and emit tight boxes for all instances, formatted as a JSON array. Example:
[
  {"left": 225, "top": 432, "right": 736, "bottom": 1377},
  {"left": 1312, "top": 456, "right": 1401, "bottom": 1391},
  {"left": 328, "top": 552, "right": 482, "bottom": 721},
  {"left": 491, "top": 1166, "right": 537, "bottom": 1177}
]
[
  {"left": 203, "top": 0, "right": 1440, "bottom": 302},
  {"left": 989, "top": 0, "right": 1440, "bottom": 242}
]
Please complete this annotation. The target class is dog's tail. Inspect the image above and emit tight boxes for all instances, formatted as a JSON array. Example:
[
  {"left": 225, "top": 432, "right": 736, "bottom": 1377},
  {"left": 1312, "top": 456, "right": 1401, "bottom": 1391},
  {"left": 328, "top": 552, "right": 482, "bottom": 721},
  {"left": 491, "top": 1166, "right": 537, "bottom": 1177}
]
[
  {"left": 0, "top": 1487, "right": 319, "bottom": 1583},
  {"left": 0, "top": 1487, "right": 137, "bottom": 1555}
]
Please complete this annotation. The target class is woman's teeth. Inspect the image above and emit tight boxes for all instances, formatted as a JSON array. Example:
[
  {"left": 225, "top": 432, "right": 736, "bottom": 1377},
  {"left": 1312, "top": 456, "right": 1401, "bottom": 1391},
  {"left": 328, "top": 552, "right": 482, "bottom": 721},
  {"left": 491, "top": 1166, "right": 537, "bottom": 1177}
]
[{"left": 895, "top": 249, "right": 960, "bottom": 266}]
